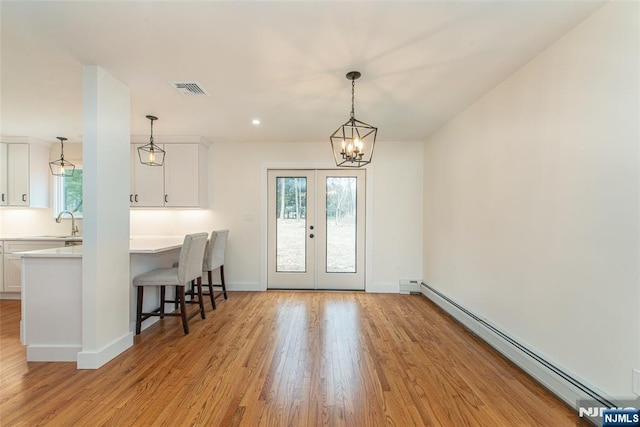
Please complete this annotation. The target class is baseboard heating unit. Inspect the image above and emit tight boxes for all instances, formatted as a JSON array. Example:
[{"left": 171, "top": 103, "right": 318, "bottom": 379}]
[{"left": 420, "top": 282, "right": 619, "bottom": 426}]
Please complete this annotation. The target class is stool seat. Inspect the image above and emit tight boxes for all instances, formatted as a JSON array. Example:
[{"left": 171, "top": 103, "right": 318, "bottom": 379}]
[
  {"left": 134, "top": 268, "right": 180, "bottom": 287},
  {"left": 134, "top": 232, "right": 208, "bottom": 335}
]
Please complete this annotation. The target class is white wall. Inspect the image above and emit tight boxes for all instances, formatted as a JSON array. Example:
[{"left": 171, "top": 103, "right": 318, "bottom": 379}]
[
  {"left": 423, "top": 1, "right": 638, "bottom": 397},
  {"left": 130, "top": 140, "right": 424, "bottom": 292}
]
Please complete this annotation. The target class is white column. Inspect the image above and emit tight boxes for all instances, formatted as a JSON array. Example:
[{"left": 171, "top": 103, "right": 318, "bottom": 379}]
[{"left": 78, "top": 66, "right": 132, "bottom": 369}]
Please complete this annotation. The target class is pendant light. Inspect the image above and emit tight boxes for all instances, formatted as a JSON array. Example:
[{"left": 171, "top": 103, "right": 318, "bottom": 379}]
[
  {"left": 329, "top": 71, "right": 377, "bottom": 168},
  {"left": 49, "top": 137, "right": 75, "bottom": 177},
  {"left": 137, "top": 115, "right": 165, "bottom": 166}
]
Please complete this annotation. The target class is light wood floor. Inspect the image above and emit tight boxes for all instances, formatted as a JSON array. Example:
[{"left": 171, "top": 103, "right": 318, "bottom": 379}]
[{"left": 0, "top": 292, "right": 587, "bottom": 426}]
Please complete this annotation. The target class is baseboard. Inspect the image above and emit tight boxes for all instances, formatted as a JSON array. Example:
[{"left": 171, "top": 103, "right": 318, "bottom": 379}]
[
  {"left": 421, "top": 282, "right": 615, "bottom": 425},
  {"left": 27, "top": 345, "right": 81, "bottom": 362},
  {"left": 77, "top": 332, "right": 133, "bottom": 369},
  {"left": 0, "top": 292, "right": 21, "bottom": 300}
]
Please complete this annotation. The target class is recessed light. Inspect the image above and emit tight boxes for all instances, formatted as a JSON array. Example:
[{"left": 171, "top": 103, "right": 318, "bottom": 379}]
[{"left": 252, "top": 119, "right": 261, "bottom": 125}]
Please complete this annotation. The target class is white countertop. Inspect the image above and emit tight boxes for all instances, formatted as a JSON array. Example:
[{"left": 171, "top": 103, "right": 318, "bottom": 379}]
[
  {"left": 20, "top": 245, "right": 84, "bottom": 258},
  {"left": 18, "top": 236, "right": 185, "bottom": 258},
  {"left": 129, "top": 236, "right": 185, "bottom": 253},
  {"left": 0, "top": 235, "right": 83, "bottom": 242}
]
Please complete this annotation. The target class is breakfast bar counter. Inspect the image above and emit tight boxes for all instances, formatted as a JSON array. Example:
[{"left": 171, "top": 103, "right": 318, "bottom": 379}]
[{"left": 20, "top": 236, "right": 185, "bottom": 362}]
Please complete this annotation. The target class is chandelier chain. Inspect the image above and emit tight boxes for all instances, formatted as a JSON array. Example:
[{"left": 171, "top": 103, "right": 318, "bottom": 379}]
[{"left": 350, "top": 79, "right": 355, "bottom": 119}]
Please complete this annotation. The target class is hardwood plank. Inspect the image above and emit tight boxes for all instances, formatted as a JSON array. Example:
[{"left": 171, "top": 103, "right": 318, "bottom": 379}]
[{"left": 0, "top": 293, "right": 590, "bottom": 426}]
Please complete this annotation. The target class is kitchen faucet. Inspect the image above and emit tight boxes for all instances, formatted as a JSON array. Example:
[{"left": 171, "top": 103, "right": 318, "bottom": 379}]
[{"left": 56, "top": 210, "right": 79, "bottom": 236}]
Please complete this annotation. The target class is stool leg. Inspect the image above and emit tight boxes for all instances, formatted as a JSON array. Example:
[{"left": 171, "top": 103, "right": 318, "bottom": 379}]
[
  {"left": 159, "top": 286, "right": 165, "bottom": 319},
  {"left": 136, "top": 286, "right": 144, "bottom": 335},
  {"left": 197, "top": 277, "right": 206, "bottom": 319},
  {"left": 178, "top": 285, "right": 189, "bottom": 334},
  {"left": 207, "top": 270, "right": 216, "bottom": 310},
  {"left": 220, "top": 265, "right": 227, "bottom": 299}
]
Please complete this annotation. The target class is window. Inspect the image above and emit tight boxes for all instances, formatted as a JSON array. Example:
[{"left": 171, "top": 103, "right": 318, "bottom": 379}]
[{"left": 54, "top": 166, "right": 83, "bottom": 218}]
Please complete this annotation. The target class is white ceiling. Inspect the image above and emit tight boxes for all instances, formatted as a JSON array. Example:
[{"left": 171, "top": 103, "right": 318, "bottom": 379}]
[{"left": 0, "top": 1, "right": 604, "bottom": 144}]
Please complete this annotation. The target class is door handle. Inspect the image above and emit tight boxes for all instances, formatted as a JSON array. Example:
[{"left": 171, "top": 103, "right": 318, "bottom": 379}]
[{"left": 22, "top": 194, "right": 27, "bottom": 202}]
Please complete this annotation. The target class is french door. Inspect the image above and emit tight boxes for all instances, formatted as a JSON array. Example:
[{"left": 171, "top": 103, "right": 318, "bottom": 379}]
[{"left": 267, "top": 169, "right": 365, "bottom": 290}]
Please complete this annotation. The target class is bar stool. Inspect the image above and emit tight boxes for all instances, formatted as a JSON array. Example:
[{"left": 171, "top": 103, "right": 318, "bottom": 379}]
[
  {"left": 202, "top": 229, "right": 229, "bottom": 310},
  {"left": 133, "top": 232, "right": 208, "bottom": 335}
]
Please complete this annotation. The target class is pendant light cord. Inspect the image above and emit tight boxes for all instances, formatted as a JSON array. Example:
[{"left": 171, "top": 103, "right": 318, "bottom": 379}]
[
  {"left": 149, "top": 118, "right": 154, "bottom": 145},
  {"left": 56, "top": 137, "right": 67, "bottom": 161},
  {"left": 350, "top": 78, "right": 356, "bottom": 119}
]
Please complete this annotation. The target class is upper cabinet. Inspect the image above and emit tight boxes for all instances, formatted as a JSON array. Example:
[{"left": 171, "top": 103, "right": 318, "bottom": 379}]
[
  {"left": 0, "top": 143, "right": 7, "bottom": 206},
  {"left": 0, "top": 138, "right": 50, "bottom": 208},
  {"left": 130, "top": 139, "right": 209, "bottom": 208},
  {"left": 131, "top": 144, "right": 165, "bottom": 207}
]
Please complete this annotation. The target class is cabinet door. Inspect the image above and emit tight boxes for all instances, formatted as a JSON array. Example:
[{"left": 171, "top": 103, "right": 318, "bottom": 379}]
[
  {"left": 3, "top": 241, "right": 66, "bottom": 293},
  {"left": 0, "top": 244, "right": 3, "bottom": 292},
  {"left": 0, "top": 143, "right": 7, "bottom": 206},
  {"left": 131, "top": 144, "right": 165, "bottom": 207},
  {"left": 129, "top": 146, "right": 136, "bottom": 206},
  {"left": 8, "top": 144, "right": 29, "bottom": 206},
  {"left": 164, "top": 144, "right": 199, "bottom": 207},
  {"left": 4, "top": 254, "right": 22, "bottom": 292}
]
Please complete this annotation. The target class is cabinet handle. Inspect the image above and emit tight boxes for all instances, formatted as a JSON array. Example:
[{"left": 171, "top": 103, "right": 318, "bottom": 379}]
[
  {"left": 165, "top": 195, "right": 168, "bottom": 203},
  {"left": 130, "top": 194, "right": 133, "bottom": 203},
  {"left": 1, "top": 193, "right": 4, "bottom": 202},
  {"left": 22, "top": 194, "right": 27, "bottom": 202},
  {"left": 135, "top": 194, "right": 138, "bottom": 203}
]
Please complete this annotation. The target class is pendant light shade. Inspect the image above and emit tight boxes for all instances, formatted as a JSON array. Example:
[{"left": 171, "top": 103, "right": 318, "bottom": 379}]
[
  {"left": 138, "top": 115, "right": 165, "bottom": 166},
  {"left": 49, "top": 137, "right": 75, "bottom": 177},
  {"left": 330, "top": 71, "right": 377, "bottom": 168}
]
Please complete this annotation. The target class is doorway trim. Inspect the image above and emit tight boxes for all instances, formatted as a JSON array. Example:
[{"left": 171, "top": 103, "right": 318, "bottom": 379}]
[{"left": 260, "top": 162, "right": 374, "bottom": 292}]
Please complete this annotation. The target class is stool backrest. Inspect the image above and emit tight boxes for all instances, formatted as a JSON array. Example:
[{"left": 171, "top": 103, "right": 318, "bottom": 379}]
[
  {"left": 178, "top": 232, "right": 209, "bottom": 285},
  {"left": 203, "top": 229, "right": 229, "bottom": 270}
]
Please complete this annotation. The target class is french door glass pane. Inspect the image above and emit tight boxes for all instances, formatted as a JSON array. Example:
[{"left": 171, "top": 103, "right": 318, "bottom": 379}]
[
  {"left": 276, "top": 177, "right": 307, "bottom": 272},
  {"left": 326, "top": 177, "right": 356, "bottom": 273}
]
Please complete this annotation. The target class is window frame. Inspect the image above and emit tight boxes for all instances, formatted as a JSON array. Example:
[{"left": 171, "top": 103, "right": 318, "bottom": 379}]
[{"left": 53, "top": 162, "right": 83, "bottom": 219}]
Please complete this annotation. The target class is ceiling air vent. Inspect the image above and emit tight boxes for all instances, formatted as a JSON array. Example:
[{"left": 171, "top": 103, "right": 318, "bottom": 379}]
[{"left": 168, "top": 81, "right": 209, "bottom": 96}]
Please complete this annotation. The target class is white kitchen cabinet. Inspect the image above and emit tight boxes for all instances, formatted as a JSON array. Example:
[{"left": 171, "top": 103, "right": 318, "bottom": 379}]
[
  {"left": 0, "top": 143, "right": 7, "bottom": 206},
  {"left": 131, "top": 144, "right": 165, "bottom": 207},
  {"left": 0, "top": 242, "right": 3, "bottom": 292},
  {"left": 4, "top": 254, "right": 22, "bottom": 293},
  {"left": 8, "top": 144, "right": 30, "bottom": 206},
  {"left": 164, "top": 143, "right": 201, "bottom": 207},
  {"left": 0, "top": 139, "right": 50, "bottom": 208},
  {"left": 3, "top": 240, "right": 66, "bottom": 293},
  {"left": 130, "top": 141, "right": 208, "bottom": 208}
]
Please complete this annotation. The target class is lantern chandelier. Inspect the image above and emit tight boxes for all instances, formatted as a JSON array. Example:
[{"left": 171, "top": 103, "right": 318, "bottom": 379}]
[
  {"left": 49, "top": 137, "right": 75, "bottom": 177},
  {"left": 137, "top": 115, "right": 165, "bottom": 166},
  {"left": 329, "top": 71, "right": 377, "bottom": 168}
]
